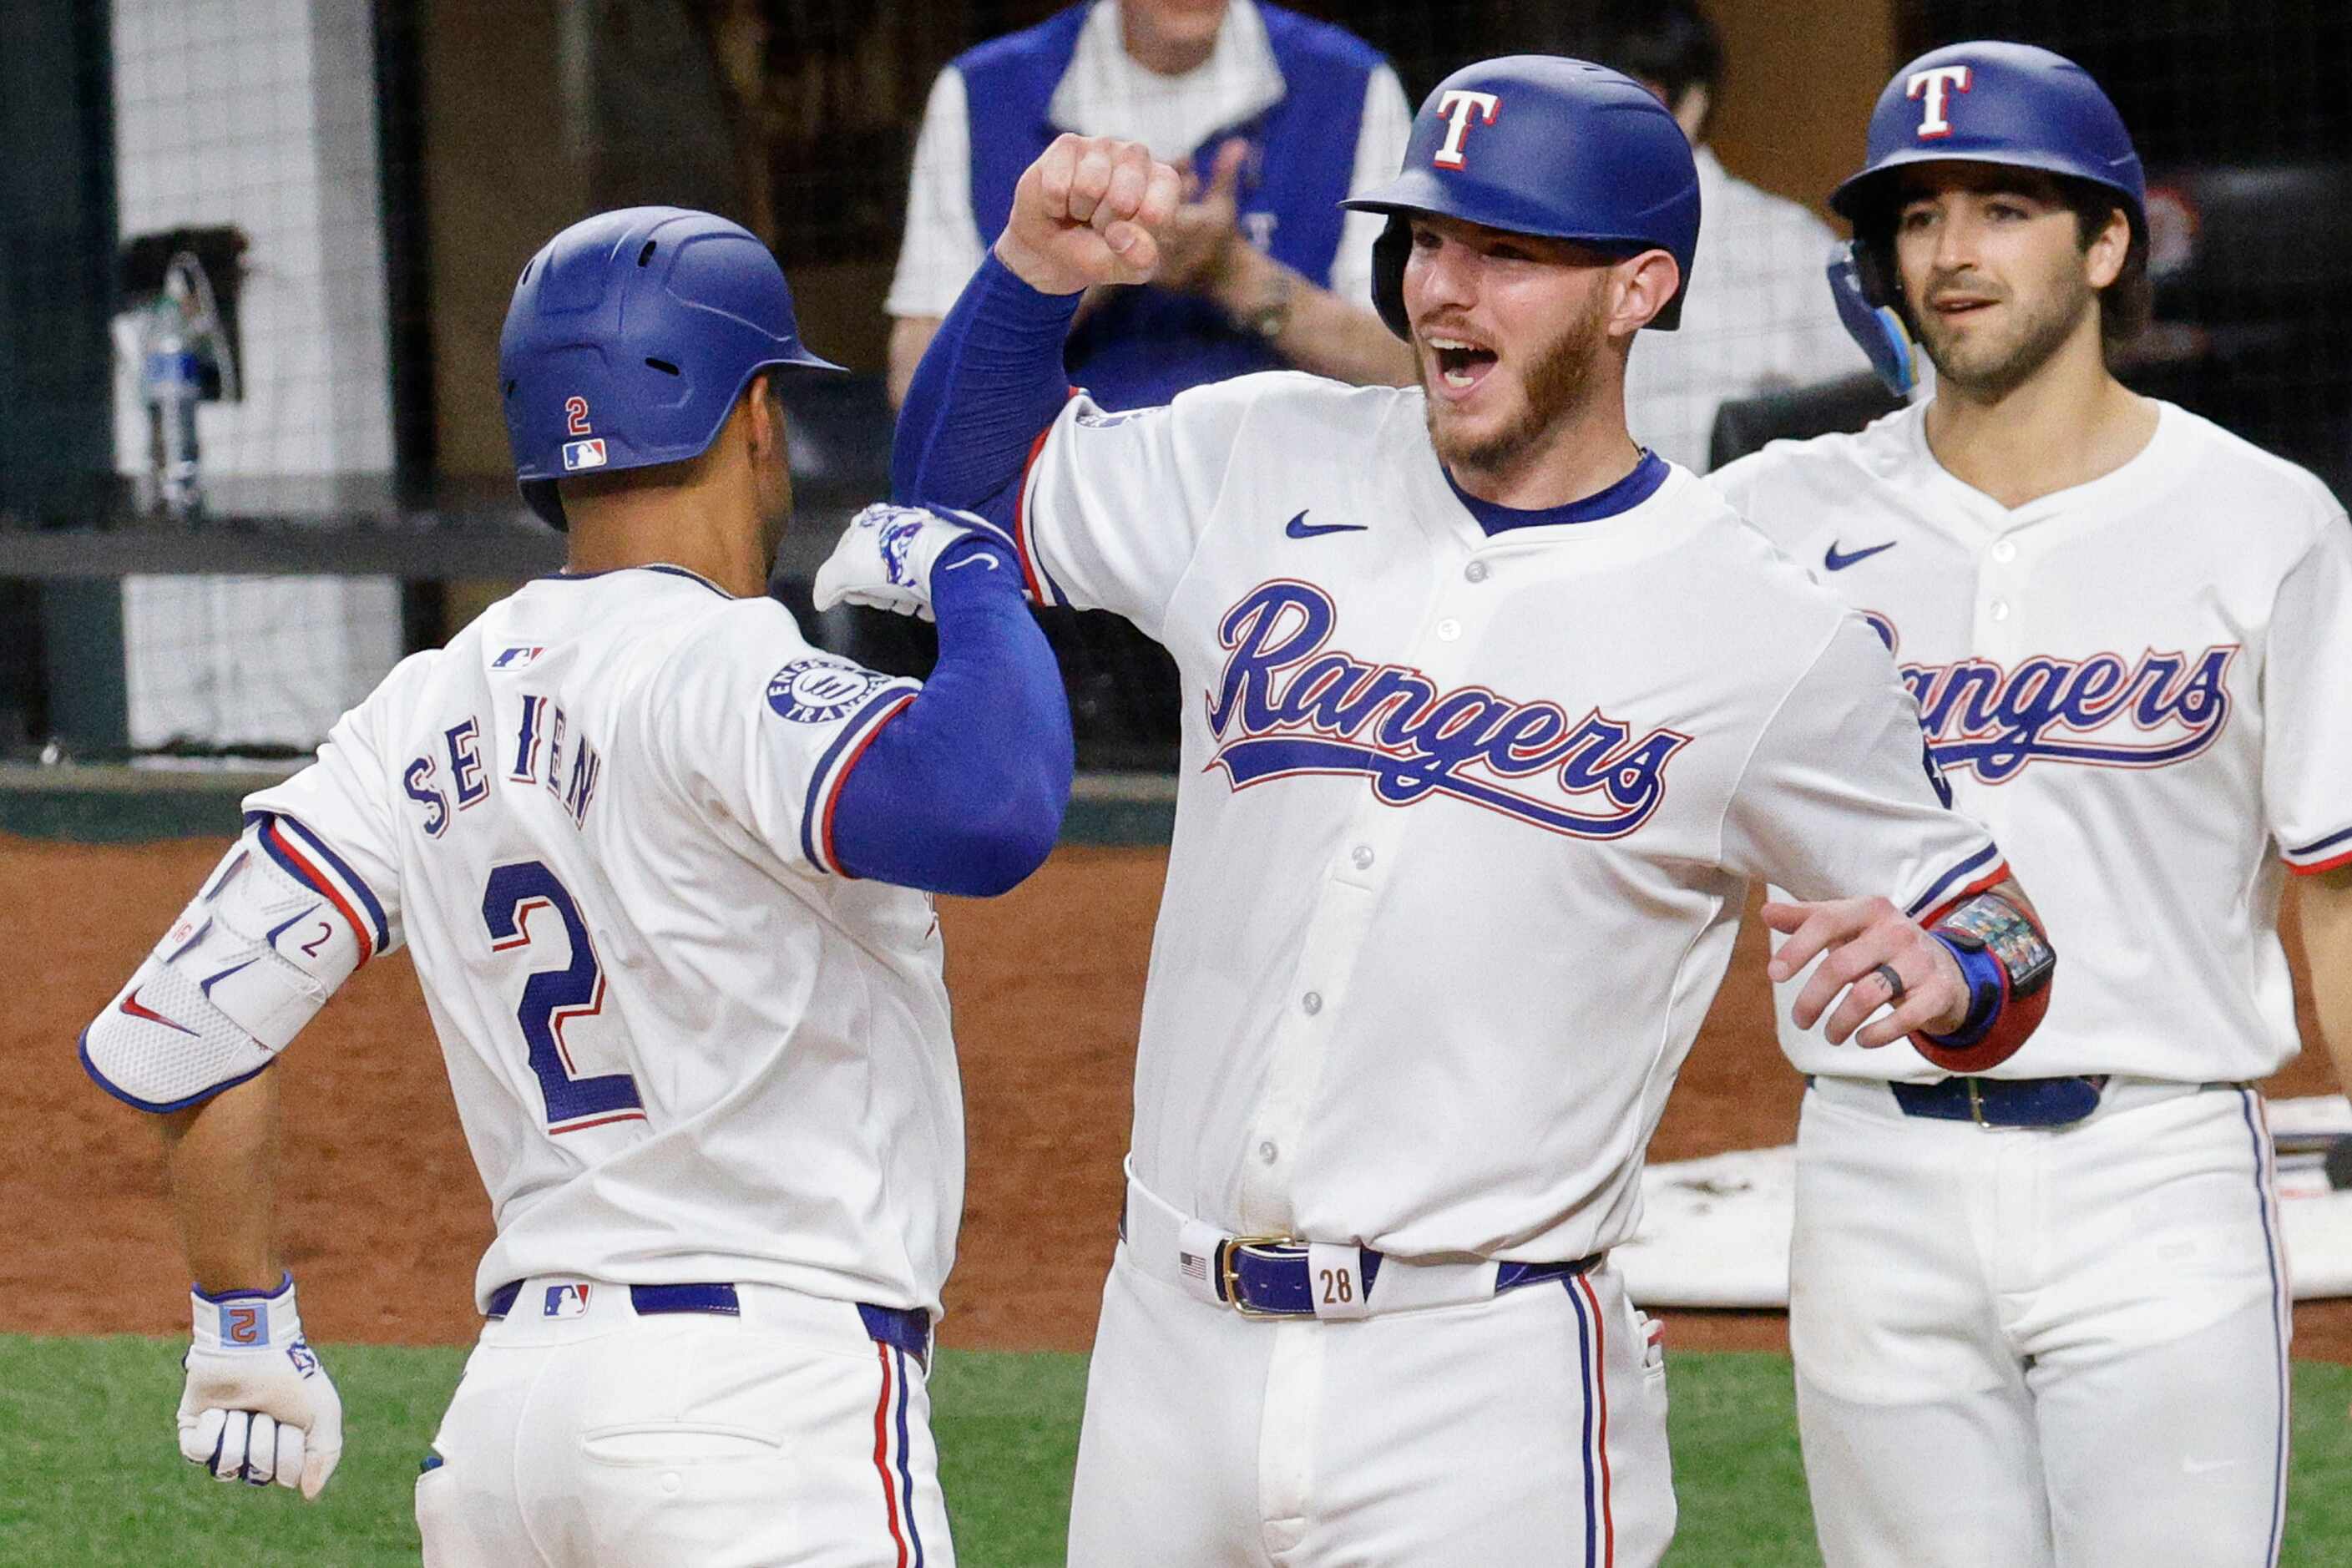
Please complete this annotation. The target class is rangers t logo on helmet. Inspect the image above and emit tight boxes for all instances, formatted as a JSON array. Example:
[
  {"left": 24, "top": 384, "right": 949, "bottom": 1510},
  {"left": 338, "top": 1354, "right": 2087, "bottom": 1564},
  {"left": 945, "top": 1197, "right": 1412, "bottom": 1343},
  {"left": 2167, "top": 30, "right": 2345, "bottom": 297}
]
[
  {"left": 1907, "top": 64, "right": 1973, "bottom": 139},
  {"left": 1431, "top": 90, "right": 1500, "bottom": 169}
]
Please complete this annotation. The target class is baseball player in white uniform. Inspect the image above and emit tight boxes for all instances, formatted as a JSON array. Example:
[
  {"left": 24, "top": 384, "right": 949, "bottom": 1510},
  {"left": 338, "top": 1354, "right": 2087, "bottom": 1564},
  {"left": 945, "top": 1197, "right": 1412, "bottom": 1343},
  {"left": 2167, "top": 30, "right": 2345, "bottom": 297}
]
[
  {"left": 832, "top": 56, "right": 2061, "bottom": 1566},
  {"left": 78, "top": 207, "right": 1075, "bottom": 1566},
  {"left": 1712, "top": 44, "right": 2352, "bottom": 1567}
]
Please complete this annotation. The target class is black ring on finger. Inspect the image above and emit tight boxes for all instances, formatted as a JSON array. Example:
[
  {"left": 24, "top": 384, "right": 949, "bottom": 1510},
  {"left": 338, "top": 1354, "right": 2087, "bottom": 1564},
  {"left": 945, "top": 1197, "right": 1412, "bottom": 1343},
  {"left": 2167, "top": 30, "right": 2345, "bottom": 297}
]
[{"left": 1871, "top": 962, "right": 1906, "bottom": 1007}]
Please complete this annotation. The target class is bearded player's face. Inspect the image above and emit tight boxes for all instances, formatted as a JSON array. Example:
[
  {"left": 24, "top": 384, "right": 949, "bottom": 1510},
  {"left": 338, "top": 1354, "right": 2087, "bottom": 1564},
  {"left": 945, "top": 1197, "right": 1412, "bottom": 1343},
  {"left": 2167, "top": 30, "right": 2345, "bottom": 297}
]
[
  {"left": 1892, "top": 164, "right": 2112, "bottom": 400},
  {"left": 1401, "top": 216, "right": 1620, "bottom": 478}
]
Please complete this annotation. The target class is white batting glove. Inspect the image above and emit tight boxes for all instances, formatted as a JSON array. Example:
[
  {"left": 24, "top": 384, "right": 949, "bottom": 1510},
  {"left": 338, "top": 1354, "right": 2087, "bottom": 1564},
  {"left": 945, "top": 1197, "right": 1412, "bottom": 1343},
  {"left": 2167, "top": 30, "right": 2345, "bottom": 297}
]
[
  {"left": 178, "top": 1273, "right": 344, "bottom": 1500},
  {"left": 813, "top": 503, "right": 1020, "bottom": 623}
]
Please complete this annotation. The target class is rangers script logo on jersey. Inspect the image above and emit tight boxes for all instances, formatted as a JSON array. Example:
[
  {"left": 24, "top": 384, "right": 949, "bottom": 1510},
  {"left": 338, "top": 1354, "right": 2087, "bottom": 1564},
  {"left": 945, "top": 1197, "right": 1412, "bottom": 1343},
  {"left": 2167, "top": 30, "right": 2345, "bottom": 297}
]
[
  {"left": 1865, "top": 612, "right": 2236, "bottom": 782},
  {"left": 1206, "top": 580, "right": 1690, "bottom": 837}
]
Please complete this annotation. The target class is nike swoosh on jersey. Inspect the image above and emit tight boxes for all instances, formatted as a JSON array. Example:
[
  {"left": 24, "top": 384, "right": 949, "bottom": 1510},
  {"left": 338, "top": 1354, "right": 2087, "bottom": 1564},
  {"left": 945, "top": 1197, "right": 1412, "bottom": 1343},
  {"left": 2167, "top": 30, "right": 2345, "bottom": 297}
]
[
  {"left": 1823, "top": 539, "right": 1897, "bottom": 571},
  {"left": 943, "top": 554, "right": 1000, "bottom": 571},
  {"left": 1286, "top": 511, "right": 1368, "bottom": 539},
  {"left": 121, "top": 988, "right": 200, "bottom": 1037}
]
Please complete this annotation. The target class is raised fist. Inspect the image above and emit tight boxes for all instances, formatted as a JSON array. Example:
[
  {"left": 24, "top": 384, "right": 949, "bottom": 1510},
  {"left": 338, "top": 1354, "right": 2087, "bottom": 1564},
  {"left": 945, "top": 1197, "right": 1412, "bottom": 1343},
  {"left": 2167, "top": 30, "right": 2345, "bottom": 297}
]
[{"left": 994, "top": 134, "right": 1184, "bottom": 296}]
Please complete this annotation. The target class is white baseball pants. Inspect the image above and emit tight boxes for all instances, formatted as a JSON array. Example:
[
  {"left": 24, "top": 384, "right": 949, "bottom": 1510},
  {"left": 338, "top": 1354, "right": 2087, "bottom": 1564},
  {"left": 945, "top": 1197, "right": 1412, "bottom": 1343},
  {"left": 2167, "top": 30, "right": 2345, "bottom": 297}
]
[
  {"left": 416, "top": 1280, "right": 952, "bottom": 1568},
  {"left": 1065, "top": 1240, "right": 1674, "bottom": 1567},
  {"left": 1791, "top": 1078, "right": 2291, "bottom": 1568}
]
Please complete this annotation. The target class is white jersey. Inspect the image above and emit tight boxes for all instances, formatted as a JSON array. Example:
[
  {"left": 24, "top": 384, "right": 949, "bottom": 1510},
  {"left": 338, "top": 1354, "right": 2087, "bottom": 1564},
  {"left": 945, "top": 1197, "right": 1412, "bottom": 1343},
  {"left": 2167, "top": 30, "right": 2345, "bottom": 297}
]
[
  {"left": 1010, "top": 374, "right": 1999, "bottom": 1262},
  {"left": 1713, "top": 400, "right": 2352, "bottom": 1084},
  {"left": 244, "top": 565, "right": 962, "bottom": 1314}
]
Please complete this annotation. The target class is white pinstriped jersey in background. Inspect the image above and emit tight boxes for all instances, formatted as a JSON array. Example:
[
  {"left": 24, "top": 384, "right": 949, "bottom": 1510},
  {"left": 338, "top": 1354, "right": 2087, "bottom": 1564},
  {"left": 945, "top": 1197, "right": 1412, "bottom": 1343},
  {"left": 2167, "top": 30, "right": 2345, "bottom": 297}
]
[{"left": 1623, "top": 146, "right": 1864, "bottom": 472}]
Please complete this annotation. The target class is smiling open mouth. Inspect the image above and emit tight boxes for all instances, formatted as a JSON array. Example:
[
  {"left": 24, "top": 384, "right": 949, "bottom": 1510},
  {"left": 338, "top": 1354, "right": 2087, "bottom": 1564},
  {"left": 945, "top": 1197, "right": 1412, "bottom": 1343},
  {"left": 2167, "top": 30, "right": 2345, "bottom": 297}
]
[{"left": 1428, "top": 336, "right": 1498, "bottom": 391}]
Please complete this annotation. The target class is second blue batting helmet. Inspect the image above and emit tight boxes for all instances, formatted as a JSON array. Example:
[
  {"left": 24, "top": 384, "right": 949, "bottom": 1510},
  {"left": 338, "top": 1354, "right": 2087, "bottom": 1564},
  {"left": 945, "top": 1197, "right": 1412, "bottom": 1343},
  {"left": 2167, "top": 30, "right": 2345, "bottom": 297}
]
[
  {"left": 1832, "top": 42, "right": 2145, "bottom": 233},
  {"left": 1827, "top": 43, "right": 2146, "bottom": 382},
  {"left": 499, "top": 206, "right": 842, "bottom": 530},
  {"left": 1341, "top": 56, "right": 1702, "bottom": 334}
]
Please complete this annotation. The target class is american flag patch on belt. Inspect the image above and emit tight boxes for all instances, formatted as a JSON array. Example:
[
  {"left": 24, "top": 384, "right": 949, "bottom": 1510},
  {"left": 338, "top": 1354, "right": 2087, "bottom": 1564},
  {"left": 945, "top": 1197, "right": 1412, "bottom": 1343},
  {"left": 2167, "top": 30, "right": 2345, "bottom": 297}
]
[{"left": 1180, "top": 1250, "right": 1210, "bottom": 1283}]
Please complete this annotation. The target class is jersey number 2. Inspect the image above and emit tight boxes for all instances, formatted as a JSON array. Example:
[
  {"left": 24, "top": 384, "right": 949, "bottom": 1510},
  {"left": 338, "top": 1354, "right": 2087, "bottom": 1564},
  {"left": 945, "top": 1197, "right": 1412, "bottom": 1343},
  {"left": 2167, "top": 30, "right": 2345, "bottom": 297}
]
[{"left": 481, "top": 861, "right": 644, "bottom": 1133}]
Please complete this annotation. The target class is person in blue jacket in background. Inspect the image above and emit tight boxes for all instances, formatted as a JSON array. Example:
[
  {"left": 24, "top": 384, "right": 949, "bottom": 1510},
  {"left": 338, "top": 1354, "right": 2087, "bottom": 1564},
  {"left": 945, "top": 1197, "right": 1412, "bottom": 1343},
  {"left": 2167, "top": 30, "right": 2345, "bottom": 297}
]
[{"left": 885, "top": 0, "right": 1415, "bottom": 409}]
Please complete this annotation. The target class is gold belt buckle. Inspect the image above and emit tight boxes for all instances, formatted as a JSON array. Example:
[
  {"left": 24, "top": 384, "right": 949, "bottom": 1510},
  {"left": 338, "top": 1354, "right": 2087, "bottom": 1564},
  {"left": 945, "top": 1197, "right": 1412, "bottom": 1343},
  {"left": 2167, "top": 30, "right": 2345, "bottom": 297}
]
[
  {"left": 1966, "top": 1076, "right": 1990, "bottom": 1129},
  {"left": 1219, "top": 1234, "right": 1302, "bottom": 1318}
]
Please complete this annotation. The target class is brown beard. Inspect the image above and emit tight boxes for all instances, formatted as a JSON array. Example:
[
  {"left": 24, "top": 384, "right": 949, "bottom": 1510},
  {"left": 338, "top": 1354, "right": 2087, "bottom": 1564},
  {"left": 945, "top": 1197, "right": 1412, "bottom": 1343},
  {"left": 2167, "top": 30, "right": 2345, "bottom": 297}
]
[
  {"left": 1421, "top": 287, "right": 1612, "bottom": 475},
  {"left": 1916, "top": 266, "right": 2097, "bottom": 401}
]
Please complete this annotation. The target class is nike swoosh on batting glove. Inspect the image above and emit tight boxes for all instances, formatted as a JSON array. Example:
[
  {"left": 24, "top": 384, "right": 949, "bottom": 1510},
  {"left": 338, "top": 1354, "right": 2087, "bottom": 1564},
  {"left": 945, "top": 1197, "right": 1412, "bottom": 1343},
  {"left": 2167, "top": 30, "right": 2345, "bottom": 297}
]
[{"left": 813, "top": 503, "right": 1021, "bottom": 623}]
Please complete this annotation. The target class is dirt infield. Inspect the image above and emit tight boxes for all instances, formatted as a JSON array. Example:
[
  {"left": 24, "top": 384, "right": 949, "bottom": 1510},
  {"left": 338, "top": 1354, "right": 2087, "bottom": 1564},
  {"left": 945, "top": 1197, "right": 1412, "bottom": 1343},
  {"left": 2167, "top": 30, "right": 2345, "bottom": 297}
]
[{"left": 11, "top": 834, "right": 2346, "bottom": 1359}]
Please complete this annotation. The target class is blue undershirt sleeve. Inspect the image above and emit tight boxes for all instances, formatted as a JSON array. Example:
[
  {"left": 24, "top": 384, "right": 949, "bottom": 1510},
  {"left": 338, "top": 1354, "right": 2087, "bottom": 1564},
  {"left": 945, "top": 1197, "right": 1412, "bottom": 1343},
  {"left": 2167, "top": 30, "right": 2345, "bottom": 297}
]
[
  {"left": 828, "top": 536, "right": 1074, "bottom": 897},
  {"left": 893, "top": 250, "right": 1083, "bottom": 527}
]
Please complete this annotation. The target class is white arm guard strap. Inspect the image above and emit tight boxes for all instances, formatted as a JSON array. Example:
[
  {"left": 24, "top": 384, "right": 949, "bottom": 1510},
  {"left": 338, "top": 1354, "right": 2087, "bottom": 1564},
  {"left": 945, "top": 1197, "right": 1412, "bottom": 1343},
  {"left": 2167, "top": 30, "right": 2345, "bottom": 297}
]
[{"left": 82, "top": 825, "right": 368, "bottom": 1112}]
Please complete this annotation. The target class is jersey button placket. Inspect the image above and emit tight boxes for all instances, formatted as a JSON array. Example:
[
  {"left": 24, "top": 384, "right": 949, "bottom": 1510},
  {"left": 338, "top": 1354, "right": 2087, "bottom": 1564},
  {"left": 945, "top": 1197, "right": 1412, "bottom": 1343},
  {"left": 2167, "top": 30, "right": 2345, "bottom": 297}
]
[
  {"left": 1240, "top": 836, "right": 1382, "bottom": 1232},
  {"left": 1978, "top": 536, "right": 2025, "bottom": 650},
  {"left": 1239, "top": 564, "right": 1458, "bottom": 1231},
  {"left": 1420, "top": 554, "right": 1492, "bottom": 687}
]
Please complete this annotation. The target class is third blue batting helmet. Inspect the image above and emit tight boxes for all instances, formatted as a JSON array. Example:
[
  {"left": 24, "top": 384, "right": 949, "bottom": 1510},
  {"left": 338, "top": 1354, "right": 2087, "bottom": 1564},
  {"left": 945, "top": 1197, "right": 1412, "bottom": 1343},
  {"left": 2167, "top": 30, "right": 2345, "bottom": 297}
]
[
  {"left": 1341, "top": 56, "right": 1702, "bottom": 335},
  {"left": 1831, "top": 43, "right": 2144, "bottom": 233},
  {"left": 1826, "top": 43, "right": 2147, "bottom": 385},
  {"left": 499, "top": 206, "right": 842, "bottom": 530}
]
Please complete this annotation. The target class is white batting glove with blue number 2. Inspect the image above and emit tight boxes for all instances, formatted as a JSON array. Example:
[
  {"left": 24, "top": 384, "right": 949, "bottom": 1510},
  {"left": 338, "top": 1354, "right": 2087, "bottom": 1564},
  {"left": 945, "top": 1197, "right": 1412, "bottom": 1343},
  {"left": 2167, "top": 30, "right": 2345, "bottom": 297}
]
[
  {"left": 178, "top": 1273, "right": 344, "bottom": 1500},
  {"left": 813, "top": 503, "right": 1020, "bottom": 623}
]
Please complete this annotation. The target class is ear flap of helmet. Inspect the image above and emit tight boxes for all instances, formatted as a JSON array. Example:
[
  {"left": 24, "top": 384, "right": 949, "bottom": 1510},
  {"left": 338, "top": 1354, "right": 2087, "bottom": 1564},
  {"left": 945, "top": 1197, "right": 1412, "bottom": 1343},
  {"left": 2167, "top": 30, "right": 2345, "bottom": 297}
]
[
  {"left": 1368, "top": 215, "right": 1412, "bottom": 341},
  {"left": 521, "top": 478, "right": 569, "bottom": 533},
  {"left": 1827, "top": 240, "right": 1919, "bottom": 397}
]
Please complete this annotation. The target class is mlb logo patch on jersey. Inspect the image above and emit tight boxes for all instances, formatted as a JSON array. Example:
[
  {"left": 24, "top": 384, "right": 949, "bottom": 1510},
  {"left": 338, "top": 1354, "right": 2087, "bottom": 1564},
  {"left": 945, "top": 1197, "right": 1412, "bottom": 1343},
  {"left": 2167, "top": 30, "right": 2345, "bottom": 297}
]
[
  {"left": 542, "top": 1282, "right": 592, "bottom": 1318},
  {"left": 562, "top": 438, "right": 608, "bottom": 472},
  {"left": 492, "top": 645, "right": 544, "bottom": 670},
  {"left": 767, "top": 658, "right": 889, "bottom": 724}
]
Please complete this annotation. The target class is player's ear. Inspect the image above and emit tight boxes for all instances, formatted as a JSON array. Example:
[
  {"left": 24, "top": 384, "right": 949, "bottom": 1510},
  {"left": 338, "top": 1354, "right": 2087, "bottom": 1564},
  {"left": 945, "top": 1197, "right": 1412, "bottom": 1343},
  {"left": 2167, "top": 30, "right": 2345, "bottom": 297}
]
[
  {"left": 1611, "top": 250, "right": 1680, "bottom": 339},
  {"left": 745, "top": 372, "right": 788, "bottom": 464},
  {"left": 2082, "top": 205, "right": 2132, "bottom": 291}
]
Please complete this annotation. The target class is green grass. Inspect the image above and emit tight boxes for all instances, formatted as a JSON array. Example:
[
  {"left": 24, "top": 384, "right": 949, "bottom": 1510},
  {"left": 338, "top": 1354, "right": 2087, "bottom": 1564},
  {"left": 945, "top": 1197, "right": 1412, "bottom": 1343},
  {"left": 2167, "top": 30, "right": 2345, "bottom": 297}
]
[{"left": 3, "top": 1335, "right": 2349, "bottom": 1565}]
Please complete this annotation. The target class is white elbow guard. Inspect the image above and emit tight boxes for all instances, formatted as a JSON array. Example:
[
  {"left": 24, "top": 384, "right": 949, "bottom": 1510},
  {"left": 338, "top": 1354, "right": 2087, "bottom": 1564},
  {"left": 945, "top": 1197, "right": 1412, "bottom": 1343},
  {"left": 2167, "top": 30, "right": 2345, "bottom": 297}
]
[{"left": 83, "top": 827, "right": 367, "bottom": 1111}]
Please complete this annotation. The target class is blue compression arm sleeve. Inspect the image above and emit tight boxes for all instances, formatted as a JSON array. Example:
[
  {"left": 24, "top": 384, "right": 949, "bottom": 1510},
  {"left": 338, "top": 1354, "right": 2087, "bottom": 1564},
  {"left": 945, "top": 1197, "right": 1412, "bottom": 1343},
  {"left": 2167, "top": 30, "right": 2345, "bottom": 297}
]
[
  {"left": 893, "top": 250, "right": 1083, "bottom": 525},
  {"left": 828, "top": 537, "right": 1074, "bottom": 897}
]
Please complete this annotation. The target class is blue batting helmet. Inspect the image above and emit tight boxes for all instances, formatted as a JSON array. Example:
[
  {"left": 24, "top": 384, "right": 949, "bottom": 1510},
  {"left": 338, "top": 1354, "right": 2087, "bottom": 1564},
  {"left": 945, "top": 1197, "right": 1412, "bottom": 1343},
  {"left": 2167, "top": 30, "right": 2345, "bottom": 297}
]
[
  {"left": 1340, "top": 56, "right": 1702, "bottom": 334},
  {"left": 498, "top": 206, "right": 842, "bottom": 531},
  {"left": 1826, "top": 43, "right": 2145, "bottom": 390},
  {"left": 1832, "top": 43, "right": 2144, "bottom": 233}
]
